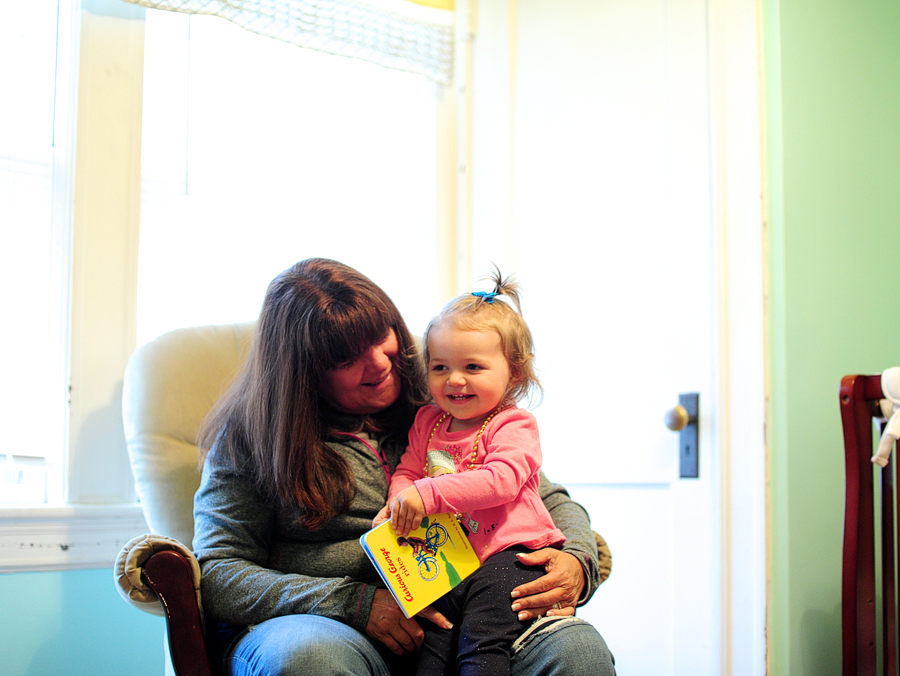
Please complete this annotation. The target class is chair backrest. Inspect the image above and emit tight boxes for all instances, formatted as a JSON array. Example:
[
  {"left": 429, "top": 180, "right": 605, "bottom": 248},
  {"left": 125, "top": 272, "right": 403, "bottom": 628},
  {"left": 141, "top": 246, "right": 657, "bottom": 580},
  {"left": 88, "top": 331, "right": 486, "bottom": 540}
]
[
  {"left": 840, "top": 372, "right": 897, "bottom": 676},
  {"left": 122, "top": 322, "right": 255, "bottom": 547}
]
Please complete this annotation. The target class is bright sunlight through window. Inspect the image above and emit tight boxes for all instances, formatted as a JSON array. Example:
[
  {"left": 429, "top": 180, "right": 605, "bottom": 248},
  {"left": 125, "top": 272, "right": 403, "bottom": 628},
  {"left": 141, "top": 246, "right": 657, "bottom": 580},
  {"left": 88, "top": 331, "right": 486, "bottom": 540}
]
[
  {"left": 138, "top": 9, "right": 441, "bottom": 347},
  {"left": 1, "top": 5, "right": 442, "bottom": 505},
  {"left": 0, "top": 3, "right": 70, "bottom": 504}
]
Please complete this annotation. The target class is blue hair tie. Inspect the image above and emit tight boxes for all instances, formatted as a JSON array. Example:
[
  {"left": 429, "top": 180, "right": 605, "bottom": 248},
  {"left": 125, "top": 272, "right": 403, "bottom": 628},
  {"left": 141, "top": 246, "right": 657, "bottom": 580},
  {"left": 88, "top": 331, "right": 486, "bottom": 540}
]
[{"left": 472, "top": 291, "right": 497, "bottom": 303}]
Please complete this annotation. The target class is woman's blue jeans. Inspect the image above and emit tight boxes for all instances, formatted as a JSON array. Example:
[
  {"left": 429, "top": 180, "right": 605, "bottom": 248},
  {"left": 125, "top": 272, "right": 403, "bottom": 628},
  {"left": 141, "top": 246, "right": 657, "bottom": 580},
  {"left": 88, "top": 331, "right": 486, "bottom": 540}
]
[{"left": 214, "top": 614, "right": 615, "bottom": 676}]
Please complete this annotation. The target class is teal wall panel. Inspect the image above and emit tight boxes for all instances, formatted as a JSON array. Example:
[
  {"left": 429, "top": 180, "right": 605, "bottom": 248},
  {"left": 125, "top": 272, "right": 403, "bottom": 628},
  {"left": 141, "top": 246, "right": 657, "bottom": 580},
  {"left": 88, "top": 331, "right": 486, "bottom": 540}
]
[{"left": 0, "top": 568, "right": 165, "bottom": 676}]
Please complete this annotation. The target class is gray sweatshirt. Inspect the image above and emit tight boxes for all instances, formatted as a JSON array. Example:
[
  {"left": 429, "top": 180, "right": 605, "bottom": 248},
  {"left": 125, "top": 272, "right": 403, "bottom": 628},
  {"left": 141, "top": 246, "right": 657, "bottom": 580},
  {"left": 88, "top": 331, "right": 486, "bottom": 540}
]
[{"left": 193, "top": 430, "right": 600, "bottom": 632}]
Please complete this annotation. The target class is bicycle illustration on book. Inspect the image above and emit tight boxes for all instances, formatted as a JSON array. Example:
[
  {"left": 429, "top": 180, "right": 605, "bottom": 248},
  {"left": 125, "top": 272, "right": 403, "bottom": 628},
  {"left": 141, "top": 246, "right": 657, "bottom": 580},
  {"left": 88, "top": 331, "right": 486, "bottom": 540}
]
[{"left": 396, "top": 519, "right": 450, "bottom": 581}]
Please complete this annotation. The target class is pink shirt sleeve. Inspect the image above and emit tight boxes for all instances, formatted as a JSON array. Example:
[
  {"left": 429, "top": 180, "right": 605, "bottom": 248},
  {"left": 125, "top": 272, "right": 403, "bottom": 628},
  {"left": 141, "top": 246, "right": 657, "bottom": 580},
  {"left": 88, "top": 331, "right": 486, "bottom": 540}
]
[{"left": 386, "top": 406, "right": 438, "bottom": 502}]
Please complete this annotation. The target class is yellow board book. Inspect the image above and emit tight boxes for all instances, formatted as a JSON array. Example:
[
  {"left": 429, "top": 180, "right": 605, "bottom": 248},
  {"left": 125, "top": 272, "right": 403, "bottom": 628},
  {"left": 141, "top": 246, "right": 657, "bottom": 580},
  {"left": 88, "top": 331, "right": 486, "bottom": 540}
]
[{"left": 360, "top": 512, "right": 481, "bottom": 618}]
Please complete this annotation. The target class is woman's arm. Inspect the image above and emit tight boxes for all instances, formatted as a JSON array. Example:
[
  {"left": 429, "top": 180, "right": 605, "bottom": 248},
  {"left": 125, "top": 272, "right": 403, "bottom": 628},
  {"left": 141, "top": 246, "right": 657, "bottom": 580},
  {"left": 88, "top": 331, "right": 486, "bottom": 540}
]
[
  {"left": 507, "top": 471, "right": 601, "bottom": 620},
  {"left": 196, "top": 436, "right": 452, "bottom": 654},
  {"left": 193, "top": 455, "right": 376, "bottom": 632},
  {"left": 539, "top": 471, "right": 601, "bottom": 599}
]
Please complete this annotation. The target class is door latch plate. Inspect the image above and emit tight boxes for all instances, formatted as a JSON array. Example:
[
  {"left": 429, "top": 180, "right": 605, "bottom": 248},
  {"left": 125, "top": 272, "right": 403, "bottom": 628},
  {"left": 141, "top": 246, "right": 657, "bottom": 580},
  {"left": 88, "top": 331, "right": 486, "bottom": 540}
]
[{"left": 678, "top": 393, "right": 700, "bottom": 478}]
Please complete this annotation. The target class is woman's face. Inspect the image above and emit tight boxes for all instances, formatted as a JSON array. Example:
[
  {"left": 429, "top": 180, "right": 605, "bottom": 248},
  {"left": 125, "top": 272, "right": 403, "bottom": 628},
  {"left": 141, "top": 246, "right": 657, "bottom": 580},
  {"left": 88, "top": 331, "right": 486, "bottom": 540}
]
[{"left": 320, "top": 329, "right": 402, "bottom": 415}]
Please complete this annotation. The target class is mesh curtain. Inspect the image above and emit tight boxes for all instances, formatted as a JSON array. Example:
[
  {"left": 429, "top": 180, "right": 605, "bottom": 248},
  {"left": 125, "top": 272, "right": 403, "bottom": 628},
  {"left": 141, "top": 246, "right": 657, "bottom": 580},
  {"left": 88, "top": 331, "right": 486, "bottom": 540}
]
[{"left": 122, "top": 0, "right": 454, "bottom": 84}]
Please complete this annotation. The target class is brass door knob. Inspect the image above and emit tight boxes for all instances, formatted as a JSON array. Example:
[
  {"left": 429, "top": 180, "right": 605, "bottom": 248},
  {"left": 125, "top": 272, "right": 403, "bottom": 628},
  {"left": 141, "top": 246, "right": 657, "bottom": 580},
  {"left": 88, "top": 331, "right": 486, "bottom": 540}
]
[{"left": 664, "top": 404, "right": 691, "bottom": 431}]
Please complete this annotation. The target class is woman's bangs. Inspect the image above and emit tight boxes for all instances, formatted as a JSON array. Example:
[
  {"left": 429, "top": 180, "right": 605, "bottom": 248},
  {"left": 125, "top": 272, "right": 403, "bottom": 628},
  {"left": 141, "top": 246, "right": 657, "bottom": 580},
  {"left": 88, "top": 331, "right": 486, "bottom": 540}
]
[{"left": 313, "top": 303, "right": 392, "bottom": 370}]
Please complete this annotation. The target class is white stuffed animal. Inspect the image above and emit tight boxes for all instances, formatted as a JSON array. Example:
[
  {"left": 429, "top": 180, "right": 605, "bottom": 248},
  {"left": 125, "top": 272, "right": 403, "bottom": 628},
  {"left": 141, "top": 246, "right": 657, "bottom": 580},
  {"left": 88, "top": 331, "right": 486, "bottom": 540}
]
[{"left": 872, "top": 367, "right": 900, "bottom": 467}]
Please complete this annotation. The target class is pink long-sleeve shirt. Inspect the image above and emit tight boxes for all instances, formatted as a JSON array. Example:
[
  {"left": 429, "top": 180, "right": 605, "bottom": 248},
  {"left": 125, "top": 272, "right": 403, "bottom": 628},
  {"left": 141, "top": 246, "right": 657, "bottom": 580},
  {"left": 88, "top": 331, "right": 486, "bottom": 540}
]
[{"left": 389, "top": 405, "right": 565, "bottom": 562}]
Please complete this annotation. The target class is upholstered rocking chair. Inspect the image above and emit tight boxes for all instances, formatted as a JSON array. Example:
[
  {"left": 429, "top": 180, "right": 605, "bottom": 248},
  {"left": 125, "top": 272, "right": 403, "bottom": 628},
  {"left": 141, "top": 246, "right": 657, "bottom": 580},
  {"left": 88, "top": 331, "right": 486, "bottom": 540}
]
[{"left": 114, "top": 322, "right": 613, "bottom": 676}]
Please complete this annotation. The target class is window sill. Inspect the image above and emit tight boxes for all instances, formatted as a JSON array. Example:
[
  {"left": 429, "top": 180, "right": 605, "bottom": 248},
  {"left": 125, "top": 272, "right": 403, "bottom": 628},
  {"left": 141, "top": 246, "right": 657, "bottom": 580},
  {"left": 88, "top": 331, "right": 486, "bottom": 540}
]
[{"left": 0, "top": 503, "right": 148, "bottom": 572}]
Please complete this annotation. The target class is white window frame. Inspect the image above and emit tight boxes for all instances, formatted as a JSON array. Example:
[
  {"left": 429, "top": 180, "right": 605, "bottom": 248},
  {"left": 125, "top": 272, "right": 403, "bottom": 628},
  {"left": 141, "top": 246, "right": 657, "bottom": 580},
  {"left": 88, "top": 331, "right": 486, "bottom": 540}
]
[
  {"left": 0, "top": 0, "right": 462, "bottom": 571},
  {"left": 0, "top": 0, "right": 147, "bottom": 571}
]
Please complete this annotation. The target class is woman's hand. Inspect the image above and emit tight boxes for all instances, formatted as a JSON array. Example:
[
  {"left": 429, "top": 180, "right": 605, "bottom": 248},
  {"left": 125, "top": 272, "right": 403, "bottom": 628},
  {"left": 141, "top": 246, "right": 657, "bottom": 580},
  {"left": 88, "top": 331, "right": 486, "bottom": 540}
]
[
  {"left": 365, "top": 589, "right": 452, "bottom": 655},
  {"left": 509, "top": 549, "right": 584, "bottom": 621}
]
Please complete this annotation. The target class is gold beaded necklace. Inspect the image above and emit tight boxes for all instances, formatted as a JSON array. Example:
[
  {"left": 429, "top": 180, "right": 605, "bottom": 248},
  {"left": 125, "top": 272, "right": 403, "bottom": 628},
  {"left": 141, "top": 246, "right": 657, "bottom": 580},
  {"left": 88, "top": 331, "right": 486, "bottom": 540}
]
[{"left": 426, "top": 408, "right": 501, "bottom": 472}]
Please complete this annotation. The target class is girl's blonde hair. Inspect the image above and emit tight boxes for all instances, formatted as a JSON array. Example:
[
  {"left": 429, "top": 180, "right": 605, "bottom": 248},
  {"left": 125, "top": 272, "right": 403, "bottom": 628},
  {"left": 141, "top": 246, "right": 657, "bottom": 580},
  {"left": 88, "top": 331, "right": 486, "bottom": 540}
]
[{"left": 423, "top": 267, "right": 542, "bottom": 407}]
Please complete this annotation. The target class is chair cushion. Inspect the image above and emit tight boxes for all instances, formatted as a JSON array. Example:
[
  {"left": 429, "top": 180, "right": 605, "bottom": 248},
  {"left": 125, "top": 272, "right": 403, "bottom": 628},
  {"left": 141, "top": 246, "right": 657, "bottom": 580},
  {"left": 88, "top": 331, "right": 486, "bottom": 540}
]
[
  {"left": 114, "top": 533, "right": 201, "bottom": 616},
  {"left": 122, "top": 322, "right": 255, "bottom": 545}
]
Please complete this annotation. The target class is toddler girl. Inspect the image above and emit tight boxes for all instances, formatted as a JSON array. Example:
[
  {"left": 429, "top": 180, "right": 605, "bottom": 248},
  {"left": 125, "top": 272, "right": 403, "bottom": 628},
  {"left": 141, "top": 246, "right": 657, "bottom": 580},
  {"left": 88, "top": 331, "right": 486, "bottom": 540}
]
[{"left": 375, "top": 270, "right": 568, "bottom": 676}]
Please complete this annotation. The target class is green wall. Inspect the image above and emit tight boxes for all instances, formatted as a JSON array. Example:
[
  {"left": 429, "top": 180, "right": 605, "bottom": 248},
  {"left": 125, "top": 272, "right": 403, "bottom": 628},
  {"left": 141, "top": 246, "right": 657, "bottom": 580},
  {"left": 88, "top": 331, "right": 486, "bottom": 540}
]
[
  {"left": 0, "top": 568, "right": 164, "bottom": 675},
  {"left": 764, "top": 0, "right": 900, "bottom": 673}
]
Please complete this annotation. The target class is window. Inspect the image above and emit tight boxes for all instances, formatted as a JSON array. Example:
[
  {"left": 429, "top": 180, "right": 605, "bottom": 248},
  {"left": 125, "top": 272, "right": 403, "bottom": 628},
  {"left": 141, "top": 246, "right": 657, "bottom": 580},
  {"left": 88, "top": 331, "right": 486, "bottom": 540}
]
[
  {"left": 1, "top": 2, "right": 447, "bottom": 510},
  {"left": 138, "top": 9, "right": 442, "bottom": 347},
  {"left": 0, "top": 2, "right": 75, "bottom": 505}
]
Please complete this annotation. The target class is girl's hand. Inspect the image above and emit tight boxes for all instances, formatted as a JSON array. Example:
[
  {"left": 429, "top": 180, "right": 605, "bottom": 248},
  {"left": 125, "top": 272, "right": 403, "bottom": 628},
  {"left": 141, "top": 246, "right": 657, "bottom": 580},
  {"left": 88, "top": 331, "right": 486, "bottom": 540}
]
[
  {"left": 508, "top": 549, "right": 584, "bottom": 621},
  {"left": 390, "top": 486, "right": 426, "bottom": 536},
  {"left": 372, "top": 505, "right": 390, "bottom": 528}
]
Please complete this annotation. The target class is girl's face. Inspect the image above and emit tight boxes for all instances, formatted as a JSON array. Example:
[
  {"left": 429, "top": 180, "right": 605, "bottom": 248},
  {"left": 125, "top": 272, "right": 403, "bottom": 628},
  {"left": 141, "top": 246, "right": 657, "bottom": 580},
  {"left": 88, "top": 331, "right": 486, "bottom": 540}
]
[
  {"left": 426, "top": 324, "right": 512, "bottom": 431},
  {"left": 321, "top": 329, "right": 402, "bottom": 415}
]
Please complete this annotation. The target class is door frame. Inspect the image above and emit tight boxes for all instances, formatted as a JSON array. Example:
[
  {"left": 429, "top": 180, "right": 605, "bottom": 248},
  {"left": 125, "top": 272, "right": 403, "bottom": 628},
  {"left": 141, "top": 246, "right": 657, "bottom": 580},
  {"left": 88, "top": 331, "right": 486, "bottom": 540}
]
[{"left": 708, "top": 0, "right": 767, "bottom": 672}]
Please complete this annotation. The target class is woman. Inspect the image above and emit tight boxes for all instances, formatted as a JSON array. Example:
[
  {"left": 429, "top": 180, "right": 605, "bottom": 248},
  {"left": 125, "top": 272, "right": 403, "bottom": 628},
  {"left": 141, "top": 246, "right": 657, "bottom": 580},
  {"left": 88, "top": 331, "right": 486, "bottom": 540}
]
[{"left": 194, "top": 258, "right": 615, "bottom": 676}]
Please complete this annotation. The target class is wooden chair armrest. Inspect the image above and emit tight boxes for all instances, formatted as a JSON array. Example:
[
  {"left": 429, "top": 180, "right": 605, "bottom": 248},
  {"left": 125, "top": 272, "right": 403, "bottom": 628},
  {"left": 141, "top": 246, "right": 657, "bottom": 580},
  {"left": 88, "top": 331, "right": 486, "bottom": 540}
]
[{"left": 143, "top": 549, "right": 213, "bottom": 676}]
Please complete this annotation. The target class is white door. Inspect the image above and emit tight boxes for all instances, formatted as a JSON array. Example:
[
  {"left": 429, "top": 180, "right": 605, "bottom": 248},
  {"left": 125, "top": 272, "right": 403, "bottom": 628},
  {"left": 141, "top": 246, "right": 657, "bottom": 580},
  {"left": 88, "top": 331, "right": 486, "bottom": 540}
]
[{"left": 463, "top": 1, "right": 765, "bottom": 674}]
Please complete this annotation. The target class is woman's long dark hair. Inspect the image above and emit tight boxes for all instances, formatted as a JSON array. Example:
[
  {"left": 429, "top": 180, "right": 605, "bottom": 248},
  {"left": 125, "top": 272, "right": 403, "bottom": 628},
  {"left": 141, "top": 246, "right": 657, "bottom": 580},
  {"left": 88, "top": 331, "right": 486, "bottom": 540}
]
[{"left": 199, "top": 258, "right": 428, "bottom": 530}]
